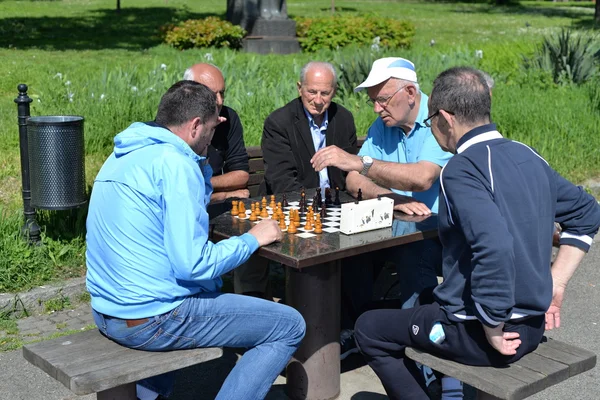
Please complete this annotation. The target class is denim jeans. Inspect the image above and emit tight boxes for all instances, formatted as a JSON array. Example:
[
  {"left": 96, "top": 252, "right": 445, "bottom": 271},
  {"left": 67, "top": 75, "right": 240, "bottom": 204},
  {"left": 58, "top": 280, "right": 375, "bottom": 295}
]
[
  {"left": 92, "top": 292, "right": 306, "bottom": 399},
  {"left": 388, "top": 239, "right": 442, "bottom": 309}
]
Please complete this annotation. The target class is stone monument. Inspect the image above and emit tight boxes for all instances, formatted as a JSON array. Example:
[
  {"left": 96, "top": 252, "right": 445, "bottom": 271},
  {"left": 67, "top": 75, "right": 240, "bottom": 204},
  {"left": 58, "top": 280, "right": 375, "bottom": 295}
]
[{"left": 226, "top": 0, "right": 300, "bottom": 54}]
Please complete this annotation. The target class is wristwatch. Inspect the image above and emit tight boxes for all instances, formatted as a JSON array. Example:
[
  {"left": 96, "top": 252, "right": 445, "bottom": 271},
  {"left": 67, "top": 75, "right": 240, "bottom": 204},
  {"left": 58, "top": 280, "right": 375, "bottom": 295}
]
[{"left": 360, "top": 155, "right": 374, "bottom": 176}]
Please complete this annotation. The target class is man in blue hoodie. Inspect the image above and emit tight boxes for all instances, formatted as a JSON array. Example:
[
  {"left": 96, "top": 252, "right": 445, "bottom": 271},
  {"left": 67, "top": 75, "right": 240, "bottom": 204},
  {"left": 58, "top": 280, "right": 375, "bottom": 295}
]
[
  {"left": 354, "top": 67, "right": 600, "bottom": 399},
  {"left": 86, "top": 80, "right": 306, "bottom": 400}
]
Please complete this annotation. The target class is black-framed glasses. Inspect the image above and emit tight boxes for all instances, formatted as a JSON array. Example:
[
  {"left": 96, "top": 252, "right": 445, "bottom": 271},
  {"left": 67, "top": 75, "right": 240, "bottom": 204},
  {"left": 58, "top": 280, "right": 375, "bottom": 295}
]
[
  {"left": 423, "top": 110, "right": 440, "bottom": 128},
  {"left": 366, "top": 85, "right": 406, "bottom": 107}
]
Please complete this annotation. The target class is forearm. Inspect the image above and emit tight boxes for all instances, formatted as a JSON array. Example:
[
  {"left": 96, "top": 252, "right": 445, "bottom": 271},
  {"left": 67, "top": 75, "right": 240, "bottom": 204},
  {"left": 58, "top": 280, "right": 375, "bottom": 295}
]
[
  {"left": 346, "top": 171, "right": 392, "bottom": 198},
  {"left": 211, "top": 171, "right": 249, "bottom": 192},
  {"left": 551, "top": 244, "right": 586, "bottom": 288},
  {"left": 368, "top": 160, "right": 435, "bottom": 192}
]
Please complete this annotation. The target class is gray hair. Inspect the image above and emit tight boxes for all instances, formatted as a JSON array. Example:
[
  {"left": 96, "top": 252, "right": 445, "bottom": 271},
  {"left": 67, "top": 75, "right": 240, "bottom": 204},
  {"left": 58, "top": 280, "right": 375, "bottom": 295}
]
[
  {"left": 392, "top": 77, "right": 420, "bottom": 93},
  {"left": 429, "top": 67, "right": 491, "bottom": 125},
  {"left": 480, "top": 70, "right": 495, "bottom": 91},
  {"left": 300, "top": 61, "right": 337, "bottom": 87}
]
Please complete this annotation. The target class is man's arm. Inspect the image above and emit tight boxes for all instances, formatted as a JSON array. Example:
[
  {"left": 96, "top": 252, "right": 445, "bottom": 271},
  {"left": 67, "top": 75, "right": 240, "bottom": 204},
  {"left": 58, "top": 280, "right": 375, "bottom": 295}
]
[
  {"left": 262, "top": 113, "right": 302, "bottom": 194},
  {"left": 210, "top": 109, "right": 250, "bottom": 201}
]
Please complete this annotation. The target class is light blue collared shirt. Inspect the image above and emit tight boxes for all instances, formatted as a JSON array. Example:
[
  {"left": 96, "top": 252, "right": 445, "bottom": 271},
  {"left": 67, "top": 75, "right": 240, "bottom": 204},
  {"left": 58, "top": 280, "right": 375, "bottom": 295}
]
[
  {"left": 358, "top": 93, "right": 452, "bottom": 213},
  {"left": 304, "top": 108, "right": 330, "bottom": 188}
]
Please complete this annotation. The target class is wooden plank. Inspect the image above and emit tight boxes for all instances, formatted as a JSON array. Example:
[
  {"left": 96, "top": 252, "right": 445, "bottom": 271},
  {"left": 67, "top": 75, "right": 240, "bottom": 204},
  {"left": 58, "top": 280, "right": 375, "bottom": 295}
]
[
  {"left": 248, "top": 173, "right": 264, "bottom": 186},
  {"left": 246, "top": 146, "right": 262, "bottom": 158},
  {"left": 533, "top": 338, "right": 596, "bottom": 376},
  {"left": 248, "top": 158, "right": 264, "bottom": 173},
  {"left": 23, "top": 330, "right": 222, "bottom": 395},
  {"left": 405, "top": 347, "right": 526, "bottom": 399},
  {"left": 249, "top": 185, "right": 260, "bottom": 198}
]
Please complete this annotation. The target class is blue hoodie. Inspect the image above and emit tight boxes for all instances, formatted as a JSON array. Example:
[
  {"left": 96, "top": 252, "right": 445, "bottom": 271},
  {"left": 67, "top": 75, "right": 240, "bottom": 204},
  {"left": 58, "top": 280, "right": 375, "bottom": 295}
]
[{"left": 86, "top": 122, "right": 259, "bottom": 319}]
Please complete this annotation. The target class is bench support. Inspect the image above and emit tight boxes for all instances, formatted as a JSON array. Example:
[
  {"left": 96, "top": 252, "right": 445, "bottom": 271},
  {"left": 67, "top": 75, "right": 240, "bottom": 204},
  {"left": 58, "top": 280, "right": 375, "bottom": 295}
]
[
  {"left": 476, "top": 391, "right": 502, "bottom": 400},
  {"left": 97, "top": 383, "right": 136, "bottom": 400}
]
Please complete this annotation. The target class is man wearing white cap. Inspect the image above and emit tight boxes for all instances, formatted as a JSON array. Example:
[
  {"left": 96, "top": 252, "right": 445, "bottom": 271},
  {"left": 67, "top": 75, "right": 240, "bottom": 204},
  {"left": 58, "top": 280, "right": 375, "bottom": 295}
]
[{"left": 311, "top": 57, "right": 452, "bottom": 310}]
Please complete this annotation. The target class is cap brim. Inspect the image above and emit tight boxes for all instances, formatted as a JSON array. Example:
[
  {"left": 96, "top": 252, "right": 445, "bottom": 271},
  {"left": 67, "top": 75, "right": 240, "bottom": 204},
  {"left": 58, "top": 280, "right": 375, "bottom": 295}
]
[{"left": 354, "top": 73, "right": 392, "bottom": 93}]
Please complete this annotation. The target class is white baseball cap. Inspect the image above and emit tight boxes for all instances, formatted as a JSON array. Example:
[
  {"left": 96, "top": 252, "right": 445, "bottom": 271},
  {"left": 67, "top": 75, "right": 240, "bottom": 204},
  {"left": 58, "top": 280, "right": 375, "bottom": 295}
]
[{"left": 354, "top": 57, "right": 418, "bottom": 92}]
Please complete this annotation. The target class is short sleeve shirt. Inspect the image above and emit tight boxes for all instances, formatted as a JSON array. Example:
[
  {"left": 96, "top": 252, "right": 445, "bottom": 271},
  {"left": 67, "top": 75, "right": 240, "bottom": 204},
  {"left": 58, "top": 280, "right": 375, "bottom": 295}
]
[
  {"left": 358, "top": 93, "right": 452, "bottom": 213},
  {"left": 208, "top": 106, "right": 249, "bottom": 176}
]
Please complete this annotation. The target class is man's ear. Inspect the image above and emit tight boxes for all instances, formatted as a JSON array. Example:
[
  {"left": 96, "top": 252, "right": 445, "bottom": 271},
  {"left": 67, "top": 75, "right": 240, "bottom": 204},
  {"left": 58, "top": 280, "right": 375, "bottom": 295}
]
[
  {"left": 296, "top": 81, "right": 302, "bottom": 96},
  {"left": 439, "top": 110, "right": 454, "bottom": 128},
  {"left": 190, "top": 117, "right": 202, "bottom": 138}
]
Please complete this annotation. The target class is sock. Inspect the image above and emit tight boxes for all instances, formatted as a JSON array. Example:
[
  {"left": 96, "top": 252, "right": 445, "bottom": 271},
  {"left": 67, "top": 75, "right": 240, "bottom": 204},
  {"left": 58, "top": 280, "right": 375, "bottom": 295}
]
[
  {"left": 136, "top": 383, "right": 160, "bottom": 400},
  {"left": 441, "top": 376, "right": 463, "bottom": 399}
]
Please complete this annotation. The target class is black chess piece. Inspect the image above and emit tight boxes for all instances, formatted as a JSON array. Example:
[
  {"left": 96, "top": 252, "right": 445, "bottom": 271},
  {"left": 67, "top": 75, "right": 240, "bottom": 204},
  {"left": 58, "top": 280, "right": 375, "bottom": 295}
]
[
  {"left": 282, "top": 193, "right": 289, "bottom": 207},
  {"left": 316, "top": 187, "right": 322, "bottom": 206},
  {"left": 325, "top": 188, "right": 333, "bottom": 206},
  {"left": 320, "top": 202, "right": 327, "bottom": 218},
  {"left": 334, "top": 186, "right": 341, "bottom": 206},
  {"left": 357, "top": 188, "right": 363, "bottom": 202},
  {"left": 300, "top": 193, "right": 307, "bottom": 213},
  {"left": 312, "top": 194, "right": 319, "bottom": 209}
]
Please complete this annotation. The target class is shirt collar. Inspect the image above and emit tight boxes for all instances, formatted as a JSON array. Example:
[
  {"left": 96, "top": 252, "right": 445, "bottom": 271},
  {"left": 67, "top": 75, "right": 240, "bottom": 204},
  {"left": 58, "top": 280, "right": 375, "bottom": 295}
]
[
  {"left": 456, "top": 123, "right": 502, "bottom": 154},
  {"left": 304, "top": 108, "right": 329, "bottom": 131}
]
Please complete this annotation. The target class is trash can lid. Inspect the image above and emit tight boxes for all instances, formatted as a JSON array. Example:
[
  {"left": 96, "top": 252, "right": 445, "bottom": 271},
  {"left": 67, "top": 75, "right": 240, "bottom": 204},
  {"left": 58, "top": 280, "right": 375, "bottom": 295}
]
[{"left": 28, "top": 115, "right": 84, "bottom": 125}]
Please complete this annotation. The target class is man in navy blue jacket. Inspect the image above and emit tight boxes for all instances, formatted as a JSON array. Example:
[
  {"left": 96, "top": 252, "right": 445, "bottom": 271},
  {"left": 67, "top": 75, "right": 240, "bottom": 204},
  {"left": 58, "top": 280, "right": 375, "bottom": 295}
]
[{"left": 354, "top": 66, "right": 600, "bottom": 400}]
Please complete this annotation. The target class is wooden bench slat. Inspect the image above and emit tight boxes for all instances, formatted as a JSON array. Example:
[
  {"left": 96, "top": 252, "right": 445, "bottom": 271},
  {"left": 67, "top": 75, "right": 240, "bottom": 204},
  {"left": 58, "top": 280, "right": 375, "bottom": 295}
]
[
  {"left": 248, "top": 158, "right": 264, "bottom": 173},
  {"left": 405, "top": 347, "right": 527, "bottom": 400},
  {"left": 246, "top": 146, "right": 262, "bottom": 158},
  {"left": 248, "top": 173, "right": 264, "bottom": 186},
  {"left": 405, "top": 338, "right": 596, "bottom": 400},
  {"left": 23, "top": 329, "right": 222, "bottom": 395}
]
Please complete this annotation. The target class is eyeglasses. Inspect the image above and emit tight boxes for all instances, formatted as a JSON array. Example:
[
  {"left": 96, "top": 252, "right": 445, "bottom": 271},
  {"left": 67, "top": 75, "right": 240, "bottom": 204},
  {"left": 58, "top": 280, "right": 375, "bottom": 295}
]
[
  {"left": 423, "top": 110, "right": 454, "bottom": 128},
  {"left": 366, "top": 85, "right": 406, "bottom": 107},
  {"left": 423, "top": 111, "right": 440, "bottom": 128}
]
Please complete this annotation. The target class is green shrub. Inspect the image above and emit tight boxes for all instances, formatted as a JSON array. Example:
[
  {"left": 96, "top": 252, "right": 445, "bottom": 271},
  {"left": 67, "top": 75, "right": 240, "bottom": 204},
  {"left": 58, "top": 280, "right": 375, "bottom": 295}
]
[
  {"left": 523, "top": 29, "right": 600, "bottom": 85},
  {"left": 295, "top": 15, "right": 415, "bottom": 53},
  {"left": 163, "top": 17, "right": 246, "bottom": 50}
]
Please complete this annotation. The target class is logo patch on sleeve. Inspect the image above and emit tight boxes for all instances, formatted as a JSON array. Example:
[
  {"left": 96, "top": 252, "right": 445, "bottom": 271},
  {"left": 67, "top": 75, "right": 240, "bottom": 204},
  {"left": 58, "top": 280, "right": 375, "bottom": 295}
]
[{"left": 412, "top": 325, "right": 419, "bottom": 335}]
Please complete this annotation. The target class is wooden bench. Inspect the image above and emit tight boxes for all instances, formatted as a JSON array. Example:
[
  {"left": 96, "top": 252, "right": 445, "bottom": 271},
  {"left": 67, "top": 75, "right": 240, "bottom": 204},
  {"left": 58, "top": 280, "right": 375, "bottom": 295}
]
[
  {"left": 405, "top": 337, "right": 596, "bottom": 400},
  {"left": 23, "top": 329, "right": 222, "bottom": 399},
  {"left": 246, "top": 137, "right": 367, "bottom": 198}
]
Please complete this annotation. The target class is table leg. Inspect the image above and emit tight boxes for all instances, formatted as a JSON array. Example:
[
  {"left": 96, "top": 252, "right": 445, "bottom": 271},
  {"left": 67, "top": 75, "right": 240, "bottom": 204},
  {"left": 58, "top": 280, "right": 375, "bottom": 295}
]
[{"left": 285, "top": 261, "right": 341, "bottom": 400}]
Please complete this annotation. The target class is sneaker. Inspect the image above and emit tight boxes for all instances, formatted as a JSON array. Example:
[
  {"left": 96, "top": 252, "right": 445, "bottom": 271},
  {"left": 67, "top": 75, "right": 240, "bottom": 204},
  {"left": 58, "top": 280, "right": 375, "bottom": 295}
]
[{"left": 340, "top": 329, "right": 359, "bottom": 360}]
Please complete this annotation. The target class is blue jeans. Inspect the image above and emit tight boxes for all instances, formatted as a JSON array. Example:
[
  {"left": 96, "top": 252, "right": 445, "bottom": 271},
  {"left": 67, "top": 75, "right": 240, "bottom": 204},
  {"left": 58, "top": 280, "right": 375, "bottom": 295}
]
[
  {"left": 389, "top": 239, "right": 442, "bottom": 309},
  {"left": 92, "top": 292, "right": 306, "bottom": 399}
]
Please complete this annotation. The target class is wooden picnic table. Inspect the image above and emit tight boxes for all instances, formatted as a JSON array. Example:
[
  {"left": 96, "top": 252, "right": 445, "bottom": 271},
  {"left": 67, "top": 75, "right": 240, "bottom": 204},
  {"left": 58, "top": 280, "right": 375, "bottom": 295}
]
[{"left": 210, "top": 188, "right": 439, "bottom": 400}]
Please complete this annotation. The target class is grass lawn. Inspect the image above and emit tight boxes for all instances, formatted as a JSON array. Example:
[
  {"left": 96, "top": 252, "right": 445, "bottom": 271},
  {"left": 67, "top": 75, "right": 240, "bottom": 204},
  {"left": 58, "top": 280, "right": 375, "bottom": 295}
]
[{"left": 0, "top": 0, "right": 598, "bottom": 293}]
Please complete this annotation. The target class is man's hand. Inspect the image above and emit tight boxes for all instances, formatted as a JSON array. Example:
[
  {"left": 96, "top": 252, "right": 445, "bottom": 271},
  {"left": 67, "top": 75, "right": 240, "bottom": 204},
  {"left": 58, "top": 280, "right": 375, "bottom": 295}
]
[
  {"left": 483, "top": 323, "right": 521, "bottom": 356},
  {"left": 248, "top": 219, "right": 283, "bottom": 247},
  {"left": 545, "top": 284, "right": 565, "bottom": 330},
  {"left": 393, "top": 196, "right": 432, "bottom": 216},
  {"left": 227, "top": 189, "right": 250, "bottom": 199},
  {"left": 311, "top": 145, "right": 363, "bottom": 173}
]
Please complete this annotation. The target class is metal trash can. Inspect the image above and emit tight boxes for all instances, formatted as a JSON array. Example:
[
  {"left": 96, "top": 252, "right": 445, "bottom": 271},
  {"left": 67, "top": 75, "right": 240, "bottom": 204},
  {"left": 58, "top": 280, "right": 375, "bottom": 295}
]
[{"left": 27, "top": 116, "right": 86, "bottom": 210}]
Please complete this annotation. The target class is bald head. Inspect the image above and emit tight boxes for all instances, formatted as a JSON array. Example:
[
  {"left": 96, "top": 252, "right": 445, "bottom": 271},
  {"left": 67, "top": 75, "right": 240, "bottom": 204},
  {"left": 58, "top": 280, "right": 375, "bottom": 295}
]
[{"left": 183, "top": 63, "right": 225, "bottom": 112}]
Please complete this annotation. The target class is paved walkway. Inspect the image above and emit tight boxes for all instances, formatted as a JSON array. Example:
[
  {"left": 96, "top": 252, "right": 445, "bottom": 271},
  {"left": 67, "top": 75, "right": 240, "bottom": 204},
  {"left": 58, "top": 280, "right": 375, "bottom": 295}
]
[{"left": 1, "top": 242, "right": 599, "bottom": 399}]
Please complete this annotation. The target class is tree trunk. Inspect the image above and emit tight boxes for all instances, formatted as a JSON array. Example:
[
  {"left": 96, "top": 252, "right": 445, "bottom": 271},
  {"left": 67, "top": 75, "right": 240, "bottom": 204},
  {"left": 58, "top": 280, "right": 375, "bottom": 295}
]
[
  {"left": 595, "top": 0, "right": 600, "bottom": 23},
  {"left": 116, "top": 0, "right": 121, "bottom": 12},
  {"left": 331, "top": 0, "right": 335, "bottom": 13}
]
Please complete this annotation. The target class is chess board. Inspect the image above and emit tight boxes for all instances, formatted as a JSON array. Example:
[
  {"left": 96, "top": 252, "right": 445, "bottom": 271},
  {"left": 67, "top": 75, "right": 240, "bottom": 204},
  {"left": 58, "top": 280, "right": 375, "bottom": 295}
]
[{"left": 234, "top": 201, "right": 343, "bottom": 239}]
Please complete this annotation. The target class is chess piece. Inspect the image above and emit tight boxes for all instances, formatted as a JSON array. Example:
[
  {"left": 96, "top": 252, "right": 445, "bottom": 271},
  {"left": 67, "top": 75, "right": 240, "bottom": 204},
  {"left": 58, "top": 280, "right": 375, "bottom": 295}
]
[
  {"left": 231, "top": 200, "right": 239, "bottom": 216},
  {"left": 249, "top": 211, "right": 257, "bottom": 221},
  {"left": 282, "top": 193, "right": 289, "bottom": 207},
  {"left": 279, "top": 216, "right": 287, "bottom": 230},
  {"left": 334, "top": 187, "right": 341, "bottom": 206},
  {"left": 260, "top": 207, "right": 269, "bottom": 218},
  {"left": 262, "top": 196, "right": 267, "bottom": 208},
  {"left": 320, "top": 202, "right": 327, "bottom": 218},
  {"left": 238, "top": 208, "right": 246, "bottom": 218},
  {"left": 316, "top": 187, "right": 322, "bottom": 206},
  {"left": 288, "top": 222, "right": 297, "bottom": 233},
  {"left": 314, "top": 224, "right": 323, "bottom": 234},
  {"left": 325, "top": 187, "right": 333, "bottom": 206},
  {"left": 270, "top": 195, "right": 276, "bottom": 209},
  {"left": 357, "top": 188, "right": 363, "bottom": 202},
  {"left": 304, "top": 218, "right": 312, "bottom": 231},
  {"left": 272, "top": 210, "right": 280, "bottom": 222}
]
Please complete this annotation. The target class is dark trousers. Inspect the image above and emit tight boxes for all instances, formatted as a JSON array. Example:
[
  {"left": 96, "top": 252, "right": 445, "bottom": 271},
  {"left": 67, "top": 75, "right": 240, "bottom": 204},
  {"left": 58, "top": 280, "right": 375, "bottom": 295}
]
[{"left": 354, "top": 303, "right": 545, "bottom": 400}]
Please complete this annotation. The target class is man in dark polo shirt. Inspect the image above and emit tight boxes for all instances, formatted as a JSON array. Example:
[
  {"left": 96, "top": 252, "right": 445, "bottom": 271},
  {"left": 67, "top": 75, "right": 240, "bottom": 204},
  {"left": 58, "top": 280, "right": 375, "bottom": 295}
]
[{"left": 184, "top": 64, "right": 250, "bottom": 205}]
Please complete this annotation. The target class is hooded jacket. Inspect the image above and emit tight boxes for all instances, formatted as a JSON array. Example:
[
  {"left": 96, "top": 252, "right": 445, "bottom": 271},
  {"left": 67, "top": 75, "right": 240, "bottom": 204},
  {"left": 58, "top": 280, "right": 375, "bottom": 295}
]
[{"left": 86, "top": 122, "right": 259, "bottom": 319}]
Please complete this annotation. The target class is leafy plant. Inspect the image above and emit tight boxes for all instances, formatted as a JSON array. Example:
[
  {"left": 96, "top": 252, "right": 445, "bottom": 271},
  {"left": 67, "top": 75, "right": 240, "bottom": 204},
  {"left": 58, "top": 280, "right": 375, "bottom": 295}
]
[
  {"left": 162, "top": 17, "right": 246, "bottom": 50},
  {"left": 523, "top": 29, "right": 600, "bottom": 85},
  {"left": 295, "top": 15, "right": 415, "bottom": 53}
]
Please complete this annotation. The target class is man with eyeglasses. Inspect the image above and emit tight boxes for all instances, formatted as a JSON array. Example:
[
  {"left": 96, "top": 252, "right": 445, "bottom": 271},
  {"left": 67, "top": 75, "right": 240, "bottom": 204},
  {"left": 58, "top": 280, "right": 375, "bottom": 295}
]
[
  {"left": 354, "top": 66, "right": 600, "bottom": 400},
  {"left": 184, "top": 63, "right": 250, "bottom": 206}
]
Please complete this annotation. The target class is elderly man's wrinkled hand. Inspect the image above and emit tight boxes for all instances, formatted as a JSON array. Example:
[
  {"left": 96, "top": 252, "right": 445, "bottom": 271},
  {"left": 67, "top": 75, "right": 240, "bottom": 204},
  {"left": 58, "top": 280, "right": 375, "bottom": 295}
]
[
  {"left": 393, "top": 196, "right": 432, "bottom": 216},
  {"left": 311, "top": 145, "right": 363, "bottom": 173}
]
